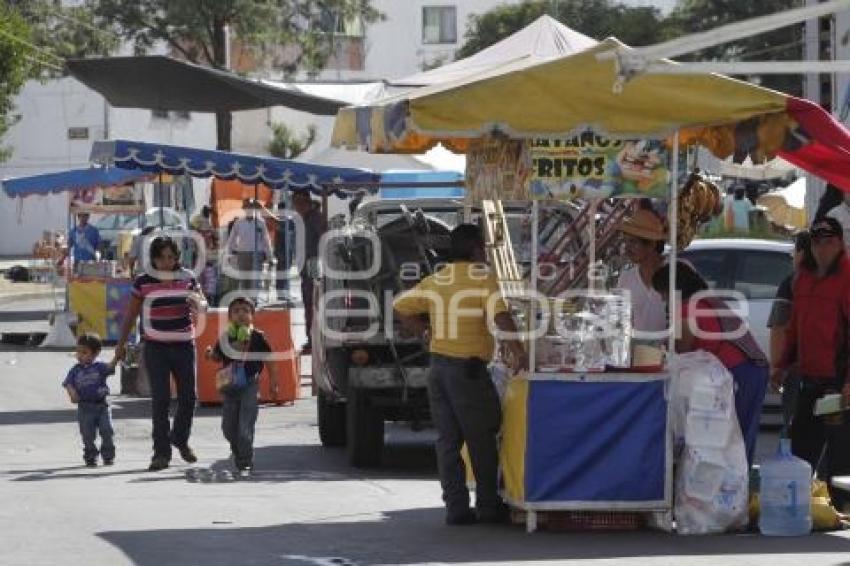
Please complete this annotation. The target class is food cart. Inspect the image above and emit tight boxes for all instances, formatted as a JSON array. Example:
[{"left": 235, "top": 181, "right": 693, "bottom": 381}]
[
  {"left": 330, "top": 37, "right": 850, "bottom": 531},
  {"left": 89, "top": 139, "right": 380, "bottom": 405},
  {"left": 1, "top": 167, "right": 153, "bottom": 344}
]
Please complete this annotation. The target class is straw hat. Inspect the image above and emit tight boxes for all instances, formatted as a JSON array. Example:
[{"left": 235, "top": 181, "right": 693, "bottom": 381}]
[{"left": 619, "top": 209, "right": 666, "bottom": 241}]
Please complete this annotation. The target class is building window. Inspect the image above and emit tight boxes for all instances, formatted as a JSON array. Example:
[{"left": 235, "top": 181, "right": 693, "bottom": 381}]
[
  {"left": 422, "top": 6, "right": 456, "bottom": 45},
  {"left": 315, "top": 9, "right": 364, "bottom": 37},
  {"left": 67, "top": 127, "right": 89, "bottom": 140}
]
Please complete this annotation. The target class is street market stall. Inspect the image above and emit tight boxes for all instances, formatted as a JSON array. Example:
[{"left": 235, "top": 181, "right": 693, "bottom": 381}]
[
  {"left": 89, "top": 139, "right": 380, "bottom": 405},
  {"left": 1, "top": 167, "right": 154, "bottom": 345},
  {"left": 330, "top": 31, "right": 850, "bottom": 532}
]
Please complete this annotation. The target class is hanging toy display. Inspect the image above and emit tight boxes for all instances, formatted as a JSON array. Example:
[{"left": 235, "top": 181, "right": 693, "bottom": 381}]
[{"left": 676, "top": 170, "right": 723, "bottom": 250}]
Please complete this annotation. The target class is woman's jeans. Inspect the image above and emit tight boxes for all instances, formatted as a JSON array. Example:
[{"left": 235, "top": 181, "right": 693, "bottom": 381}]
[{"left": 144, "top": 340, "right": 197, "bottom": 459}]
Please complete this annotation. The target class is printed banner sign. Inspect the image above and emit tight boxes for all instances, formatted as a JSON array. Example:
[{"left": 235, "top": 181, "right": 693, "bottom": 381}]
[
  {"left": 528, "top": 133, "right": 670, "bottom": 200},
  {"left": 70, "top": 184, "right": 145, "bottom": 213}
]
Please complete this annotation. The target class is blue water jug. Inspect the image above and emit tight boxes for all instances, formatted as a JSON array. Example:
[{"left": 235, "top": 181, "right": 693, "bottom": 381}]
[{"left": 759, "top": 438, "right": 812, "bottom": 536}]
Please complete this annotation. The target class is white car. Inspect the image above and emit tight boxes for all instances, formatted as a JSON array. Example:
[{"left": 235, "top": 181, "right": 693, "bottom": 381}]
[
  {"left": 679, "top": 238, "right": 794, "bottom": 427},
  {"left": 92, "top": 207, "right": 188, "bottom": 258}
]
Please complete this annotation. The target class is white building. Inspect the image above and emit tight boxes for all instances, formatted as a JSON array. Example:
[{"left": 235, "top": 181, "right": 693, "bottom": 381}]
[
  {"left": 0, "top": 77, "right": 215, "bottom": 256},
  {"left": 2, "top": 0, "right": 662, "bottom": 255},
  {"left": 303, "top": 0, "right": 674, "bottom": 82}
]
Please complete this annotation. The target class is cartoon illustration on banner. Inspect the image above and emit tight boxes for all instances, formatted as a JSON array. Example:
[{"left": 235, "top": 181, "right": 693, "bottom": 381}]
[{"left": 528, "top": 133, "right": 670, "bottom": 200}]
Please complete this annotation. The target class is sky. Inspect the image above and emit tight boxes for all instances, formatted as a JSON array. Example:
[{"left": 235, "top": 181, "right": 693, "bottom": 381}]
[{"left": 620, "top": 0, "right": 678, "bottom": 15}]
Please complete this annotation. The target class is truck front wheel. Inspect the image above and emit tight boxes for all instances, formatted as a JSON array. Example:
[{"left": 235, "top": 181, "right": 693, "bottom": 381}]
[
  {"left": 317, "top": 389, "right": 346, "bottom": 447},
  {"left": 346, "top": 388, "right": 385, "bottom": 468}
]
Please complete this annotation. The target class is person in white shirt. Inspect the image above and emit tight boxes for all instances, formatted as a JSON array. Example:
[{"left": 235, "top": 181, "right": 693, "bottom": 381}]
[
  {"left": 616, "top": 207, "right": 668, "bottom": 339},
  {"left": 826, "top": 192, "right": 850, "bottom": 251},
  {"left": 228, "top": 200, "right": 273, "bottom": 290}
]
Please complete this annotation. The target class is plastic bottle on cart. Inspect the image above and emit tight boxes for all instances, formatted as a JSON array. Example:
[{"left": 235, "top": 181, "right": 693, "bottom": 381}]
[{"left": 758, "top": 438, "right": 812, "bottom": 536}]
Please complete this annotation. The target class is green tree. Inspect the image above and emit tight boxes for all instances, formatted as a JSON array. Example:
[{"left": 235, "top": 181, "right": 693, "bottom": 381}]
[
  {"left": 9, "top": 0, "right": 119, "bottom": 73},
  {"left": 94, "top": 0, "right": 382, "bottom": 150},
  {"left": 667, "top": 0, "right": 802, "bottom": 96},
  {"left": 0, "top": 5, "right": 36, "bottom": 162},
  {"left": 457, "top": 0, "right": 669, "bottom": 59},
  {"left": 267, "top": 122, "right": 317, "bottom": 159}
]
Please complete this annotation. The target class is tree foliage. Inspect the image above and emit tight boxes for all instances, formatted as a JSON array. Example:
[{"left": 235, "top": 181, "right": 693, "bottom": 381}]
[
  {"left": 666, "top": 0, "right": 802, "bottom": 96},
  {"left": 459, "top": 0, "right": 803, "bottom": 96},
  {"left": 0, "top": 5, "right": 35, "bottom": 162},
  {"left": 92, "top": 0, "right": 381, "bottom": 149},
  {"left": 267, "top": 122, "right": 317, "bottom": 159},
  {"left": 94, "top": 0, "right": 382, "bottom": 74},
  {"left": 457, "top": 0, "right": 669, "bottom": 59},
  {"left": 8, "top": 0, "right": 119, "bottom": 76}
]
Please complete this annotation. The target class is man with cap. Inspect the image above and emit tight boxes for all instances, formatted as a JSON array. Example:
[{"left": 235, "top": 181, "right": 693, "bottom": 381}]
[
  {"left": 69, "top": 212, "right": 101, "bottom": 266},
  {"left": 826, "top": 191, "right": 850, "bottom": 251},
  {"left": 617, "top": 207, "right": 668, "bottom": 338},
  {"left": 774, "top": 216, "right": 850, "bottom": 508}
]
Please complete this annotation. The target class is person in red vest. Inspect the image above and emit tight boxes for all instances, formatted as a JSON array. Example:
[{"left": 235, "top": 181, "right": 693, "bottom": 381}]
[
  {"left": 774, "top": 216, "right": 850, "bottom": 508},
  {"left": 652, "top": 261, "right": 768, "bottom": 467}
]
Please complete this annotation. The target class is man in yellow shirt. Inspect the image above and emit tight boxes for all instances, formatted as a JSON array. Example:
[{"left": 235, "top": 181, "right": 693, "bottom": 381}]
[{"left": 394, "top": 224, "right": 526, "bottom": 525}]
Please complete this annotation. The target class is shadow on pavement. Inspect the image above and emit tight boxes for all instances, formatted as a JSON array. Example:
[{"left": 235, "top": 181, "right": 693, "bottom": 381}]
[
  {"left": 9, "top": 466, "right": 153, "bottom": 482},
  {"left": 95, "top": 507, "right": 850, "bottom": 566},
  {"left": 0, "top": 398, "right": 224, "bottom": 426},
  {"left": 206, "top": 436, "right": 437, "bottom": 483}
]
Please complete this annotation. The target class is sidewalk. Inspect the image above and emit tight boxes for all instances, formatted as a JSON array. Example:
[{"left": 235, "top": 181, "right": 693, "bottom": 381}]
[{"left": 0, "top": 277, "right": 63, "bottom": 307}]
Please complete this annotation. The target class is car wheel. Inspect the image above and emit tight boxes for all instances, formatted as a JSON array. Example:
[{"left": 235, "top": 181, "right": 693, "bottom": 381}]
[
  {"left": 346, "top": 387, "right": 384, "bottom": 468},
  {"left": 317, "top": 389, "right": 346, "bottom": 447}
]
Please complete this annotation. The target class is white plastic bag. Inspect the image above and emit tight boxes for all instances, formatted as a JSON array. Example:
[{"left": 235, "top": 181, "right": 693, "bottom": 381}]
[
  {"left": 670, "top": 351, "right": 749, "bottom": 535},
  {"left": 489, "top": 361, "right": 510, "bottom": 400}
]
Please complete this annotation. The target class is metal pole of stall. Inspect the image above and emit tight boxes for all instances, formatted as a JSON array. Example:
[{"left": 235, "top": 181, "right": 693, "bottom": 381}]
[
  {"left": 668, "top": 132, "right": 680, "bottom": 358},
  {"left": 587, "top": 198, "right": 600, "bottom": 293},
  {"left": 254, "top": 182, "right": 260, "bottom": 301},
  {"left": 158, "top": 172, "right": 164, "bottom": 229},
  {"left": 530, "top": 199, "right": 539, "bottom": 373},
  {"left": 65, "top": 198, "right": 72, "bottom": 313}
]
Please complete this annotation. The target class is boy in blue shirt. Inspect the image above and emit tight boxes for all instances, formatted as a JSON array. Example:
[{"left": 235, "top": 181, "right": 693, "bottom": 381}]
[{"left": 63, "top": 333, "right": 118, "bottom": 467}]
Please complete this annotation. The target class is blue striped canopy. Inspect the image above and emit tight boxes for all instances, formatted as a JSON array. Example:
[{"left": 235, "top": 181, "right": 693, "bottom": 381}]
[
  {"left": 90, "top": 139, "right": 379, "bottom": 197},
  {"left": 2, "top": 167, "right": 151, "bottom": 198}
]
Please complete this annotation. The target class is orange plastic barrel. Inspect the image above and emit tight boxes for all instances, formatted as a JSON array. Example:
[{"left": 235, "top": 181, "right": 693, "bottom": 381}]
[{"left": 196, "top": 307, "right": 299, "bottom": 405}]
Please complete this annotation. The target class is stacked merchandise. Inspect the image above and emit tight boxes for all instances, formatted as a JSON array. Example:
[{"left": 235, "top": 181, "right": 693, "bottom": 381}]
[{"left": 670, "top": 351, "right": 749, "bottom": 534}]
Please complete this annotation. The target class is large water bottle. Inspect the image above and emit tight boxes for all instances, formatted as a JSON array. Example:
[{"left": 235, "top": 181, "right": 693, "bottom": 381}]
[{"left": 759, "top": 438, "right": 812, "bottom": 536}]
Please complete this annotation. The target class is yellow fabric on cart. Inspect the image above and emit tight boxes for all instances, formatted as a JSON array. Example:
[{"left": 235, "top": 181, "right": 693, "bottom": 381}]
[
  {"left": 332, "top": 38, "right": 787, "bottom": 154},
  {"left": 500, "top": 375, "right": 529, "bottom": 504},
  {"left": 69, "top": 280, "right": 106, "bottom": 338}
]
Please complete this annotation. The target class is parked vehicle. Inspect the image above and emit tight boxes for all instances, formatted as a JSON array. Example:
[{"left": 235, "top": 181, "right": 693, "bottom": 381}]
[
  {"left": 92, "top": 207, "right": 188, "bottom": 258},
  {"left": 679, "top": 237, "right": 794, "bottom": 427},
  {"left": 313, "top": 199, "right": 465, "bottom": 467}
]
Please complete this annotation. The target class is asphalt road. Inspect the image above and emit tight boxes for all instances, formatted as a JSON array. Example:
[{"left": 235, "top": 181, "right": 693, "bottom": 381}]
[{"left": 1, "top": 345, "right": 849, "bottom": 566}]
